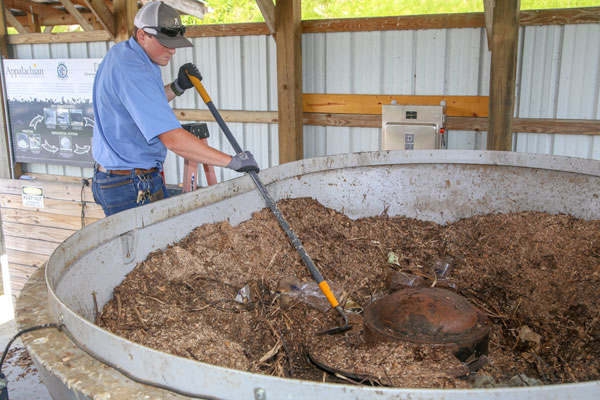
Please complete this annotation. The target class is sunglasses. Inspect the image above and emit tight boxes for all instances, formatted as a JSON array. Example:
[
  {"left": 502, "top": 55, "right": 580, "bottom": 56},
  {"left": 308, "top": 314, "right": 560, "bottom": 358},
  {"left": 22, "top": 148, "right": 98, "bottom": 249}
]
[{"left": 142, "top": 25, "right": 186, "bottom": 37}]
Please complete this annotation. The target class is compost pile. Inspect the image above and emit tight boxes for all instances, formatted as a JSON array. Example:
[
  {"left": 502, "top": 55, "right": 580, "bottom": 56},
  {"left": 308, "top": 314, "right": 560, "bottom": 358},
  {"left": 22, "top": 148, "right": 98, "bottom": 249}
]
[{"left": 97, "top": 198, "right": 600, "bottom": 388}]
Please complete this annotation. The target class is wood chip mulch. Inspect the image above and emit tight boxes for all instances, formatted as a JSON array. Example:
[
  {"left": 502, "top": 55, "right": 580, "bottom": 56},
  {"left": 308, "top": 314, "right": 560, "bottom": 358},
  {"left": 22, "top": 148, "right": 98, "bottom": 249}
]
[{"left": 97, "top": 198, "right": 600, "bottom": 388}]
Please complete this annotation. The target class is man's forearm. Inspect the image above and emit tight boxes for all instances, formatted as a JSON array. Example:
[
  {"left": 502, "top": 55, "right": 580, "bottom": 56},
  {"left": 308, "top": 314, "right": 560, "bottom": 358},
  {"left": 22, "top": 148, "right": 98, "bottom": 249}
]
[{"left": 164, "top": 83, "right": 177, "bottom": 102}]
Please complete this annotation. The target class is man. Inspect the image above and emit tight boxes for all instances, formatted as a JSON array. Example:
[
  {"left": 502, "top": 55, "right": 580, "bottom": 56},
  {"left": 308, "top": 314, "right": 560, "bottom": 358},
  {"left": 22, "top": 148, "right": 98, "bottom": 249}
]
[{"left": 92, "top": 1, "right": 259, "bottom": 216}]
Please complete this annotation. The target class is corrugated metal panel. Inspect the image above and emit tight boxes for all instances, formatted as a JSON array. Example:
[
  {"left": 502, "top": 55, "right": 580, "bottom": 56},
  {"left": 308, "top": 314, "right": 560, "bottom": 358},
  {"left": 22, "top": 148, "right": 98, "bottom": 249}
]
[
  {"left": 303, "top": 28, "right": 491, "bottom": 156},
  {"left": 8, "top": 22, "right": 600, "bottom": 182},
  {"left": 516, "top": 24, "right": 600, "bottom": 159},
  {"left": 166, "top": 35, "right": 278, "bottom": 186}
]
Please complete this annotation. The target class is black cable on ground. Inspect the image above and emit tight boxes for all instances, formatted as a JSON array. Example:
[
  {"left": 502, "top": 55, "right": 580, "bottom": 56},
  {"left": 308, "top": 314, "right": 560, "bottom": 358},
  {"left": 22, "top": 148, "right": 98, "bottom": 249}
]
[{"left": 0, "top": 323, "right": 62, "bottom": 400}]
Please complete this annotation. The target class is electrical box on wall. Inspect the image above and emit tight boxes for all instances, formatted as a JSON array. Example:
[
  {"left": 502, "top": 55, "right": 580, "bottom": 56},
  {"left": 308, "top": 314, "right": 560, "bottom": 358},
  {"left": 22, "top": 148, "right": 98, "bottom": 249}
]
[{"left": 381, "top": 104, "right": 446, "bottom": 150}]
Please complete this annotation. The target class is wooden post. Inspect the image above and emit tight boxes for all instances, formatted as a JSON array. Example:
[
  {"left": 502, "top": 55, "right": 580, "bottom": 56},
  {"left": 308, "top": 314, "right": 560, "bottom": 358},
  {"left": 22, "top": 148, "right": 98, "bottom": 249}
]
[
  {"left": 487, "top": 0, "right": 520, "bottom": 151},
  {"left": 27, "top": 12, "right": 41, "bottom": 33},
  {"left": 114, "top": 0, "right": 138, "bottom": 43},
  {"left": 275, "top": 0, "right": 303, "bottom": 164},
  {"left": 0, "top": 1, "right": 21, "bottom": 179}
]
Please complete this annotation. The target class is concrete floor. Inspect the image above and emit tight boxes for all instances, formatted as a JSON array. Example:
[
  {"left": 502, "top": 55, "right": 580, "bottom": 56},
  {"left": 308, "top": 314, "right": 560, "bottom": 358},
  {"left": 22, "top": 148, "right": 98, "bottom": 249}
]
[{"left": 1, "top": 317, "right": 52, "bottom": 399}]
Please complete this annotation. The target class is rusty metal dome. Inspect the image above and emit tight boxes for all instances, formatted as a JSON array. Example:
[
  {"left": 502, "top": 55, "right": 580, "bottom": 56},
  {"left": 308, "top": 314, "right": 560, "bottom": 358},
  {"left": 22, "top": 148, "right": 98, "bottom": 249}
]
[{"left": 364, "top": 287, "right": 490, "bottom": 360}]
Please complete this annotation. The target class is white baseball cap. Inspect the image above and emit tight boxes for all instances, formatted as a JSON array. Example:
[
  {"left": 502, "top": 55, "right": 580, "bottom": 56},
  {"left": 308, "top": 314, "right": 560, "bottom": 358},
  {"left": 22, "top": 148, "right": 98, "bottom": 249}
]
[{"left": 134, "top": 1, "right": 193, "bottom": 49}]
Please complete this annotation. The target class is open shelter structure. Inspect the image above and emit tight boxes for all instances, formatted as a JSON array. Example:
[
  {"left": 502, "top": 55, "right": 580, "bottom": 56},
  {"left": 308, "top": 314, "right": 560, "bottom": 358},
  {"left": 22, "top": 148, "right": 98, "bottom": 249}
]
[{"left": 0, "top": 0, "right": 598, "bottom": 326}]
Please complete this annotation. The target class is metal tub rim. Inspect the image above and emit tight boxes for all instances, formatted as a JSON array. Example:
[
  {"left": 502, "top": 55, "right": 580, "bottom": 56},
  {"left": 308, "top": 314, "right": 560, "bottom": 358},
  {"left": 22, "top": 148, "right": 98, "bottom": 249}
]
[{"left": 44, "top": 150, "right": 600, "bottom": 399}]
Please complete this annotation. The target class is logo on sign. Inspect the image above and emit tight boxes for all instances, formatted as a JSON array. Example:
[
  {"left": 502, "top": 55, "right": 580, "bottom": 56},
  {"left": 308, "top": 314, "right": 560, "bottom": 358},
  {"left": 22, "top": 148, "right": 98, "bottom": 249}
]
[{"left": 57, "top": 62, "right": 68, "bottom": 80}]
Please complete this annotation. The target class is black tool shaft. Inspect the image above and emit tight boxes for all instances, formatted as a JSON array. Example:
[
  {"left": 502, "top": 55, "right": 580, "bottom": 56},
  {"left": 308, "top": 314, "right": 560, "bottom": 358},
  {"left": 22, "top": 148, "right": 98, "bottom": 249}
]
[{"left": 204, "top": 100, "right": 326, "bottom": 285}]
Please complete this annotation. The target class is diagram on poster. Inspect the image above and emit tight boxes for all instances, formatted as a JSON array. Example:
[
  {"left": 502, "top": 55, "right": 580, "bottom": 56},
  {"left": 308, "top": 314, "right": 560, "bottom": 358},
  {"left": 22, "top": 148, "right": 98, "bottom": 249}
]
[{"left": 4, "top": 59, "right": 102, "bottom": 167}]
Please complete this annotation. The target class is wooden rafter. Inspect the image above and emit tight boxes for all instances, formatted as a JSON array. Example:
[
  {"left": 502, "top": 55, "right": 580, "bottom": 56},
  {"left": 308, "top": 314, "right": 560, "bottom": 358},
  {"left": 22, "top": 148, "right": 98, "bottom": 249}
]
[
  {"left": 483, "top": 0, "right": 494, "bottom": 50},
  {"left": 4, "top": 0, "right": 67, "bottom": 17},
  {"left": 5, "top": 10, "right": 30, "bottom": 34},
  {"left": 82, "top": 0, "right": 116, "bottom": 38},
  {"left": 255, "top": 0, "right": 275, "bottom": 34},
  {"left": 59, "top": 0, "right": 94, "bottom": 31},
  {"left": 27, "top": 11, "right": 42, "bottom": 32},
  {"left": 161, "top": 0, "right": 208, "bottom": 19},
  {"left": 16, "top": 12, "right": 97, "bottom": 27}
]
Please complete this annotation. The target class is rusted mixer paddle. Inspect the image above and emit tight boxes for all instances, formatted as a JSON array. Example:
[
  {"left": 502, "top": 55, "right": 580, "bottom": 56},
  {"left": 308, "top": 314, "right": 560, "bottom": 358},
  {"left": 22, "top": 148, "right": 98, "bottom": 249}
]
[
  {"left": 186, "top": 71, "right": 349, "bottom": 335},
  {"left": 363, "top": 287, "right": 490, "bottom": 361}
]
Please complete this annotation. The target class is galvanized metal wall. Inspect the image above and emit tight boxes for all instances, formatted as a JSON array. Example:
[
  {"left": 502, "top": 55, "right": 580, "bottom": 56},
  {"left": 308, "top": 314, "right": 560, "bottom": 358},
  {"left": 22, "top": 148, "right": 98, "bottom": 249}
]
[{"left": 8, "top": 23, "right": 600, "bottom": 184}]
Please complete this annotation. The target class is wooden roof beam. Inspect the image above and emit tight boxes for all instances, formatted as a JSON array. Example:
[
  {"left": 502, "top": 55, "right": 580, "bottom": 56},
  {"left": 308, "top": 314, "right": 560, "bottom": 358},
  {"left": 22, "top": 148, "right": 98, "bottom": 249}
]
[
  {"left": 27, "top": 11, "right": 42, "bottom": 33},
  {"left": 82, "top": 0, "right": 116, "bottom": 38},
  {"left": 58, "top": 0, "right": 95, "bottom": 31},
  {"left": 4, "top": 0, "right": 67, "bottom": 17},
  {"left": 483, "top": 0, "right": 494, "bottom": 50},
  {"left": 15, "top": 12, "right": 97, "bottom": 27},
  {"left": 255, "top": 0, "right": 275, "bottom": 34},
  {"left": 5, "top": 10, "right": 30, "bottom": 33},
  {"left": 161, "top": 0, "right": 208, "bottom": 19}
]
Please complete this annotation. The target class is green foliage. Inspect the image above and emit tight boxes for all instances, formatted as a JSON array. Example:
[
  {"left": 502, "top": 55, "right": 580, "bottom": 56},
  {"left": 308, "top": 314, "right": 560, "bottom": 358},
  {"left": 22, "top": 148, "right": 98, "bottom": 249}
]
[
  {"left": 182, "top": 0, "right": 599, "bottom": 25},
  {"left": 9, "top": 0, "right": 598, "bottom": 33}
]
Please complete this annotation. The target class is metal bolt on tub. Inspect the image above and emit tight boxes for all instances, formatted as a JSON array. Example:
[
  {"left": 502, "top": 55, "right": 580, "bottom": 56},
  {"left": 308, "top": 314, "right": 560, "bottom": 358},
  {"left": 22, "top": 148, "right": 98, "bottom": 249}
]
[{"left": 254, "top": 387, "right": 266, "bottom": 400}]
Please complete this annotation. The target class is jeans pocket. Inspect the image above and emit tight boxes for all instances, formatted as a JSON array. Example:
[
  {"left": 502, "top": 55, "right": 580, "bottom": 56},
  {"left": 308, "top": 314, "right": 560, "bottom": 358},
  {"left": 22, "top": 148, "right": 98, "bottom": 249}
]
[{"left": 92, "top": 173, "right": 137, "bottom": 215}]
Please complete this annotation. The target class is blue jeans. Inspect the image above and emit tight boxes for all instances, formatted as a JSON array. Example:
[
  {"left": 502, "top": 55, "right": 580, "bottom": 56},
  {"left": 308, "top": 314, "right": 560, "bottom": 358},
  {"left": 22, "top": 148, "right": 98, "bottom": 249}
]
[{"left": 92, "top": 165, "right": 168, "bottom": 216}]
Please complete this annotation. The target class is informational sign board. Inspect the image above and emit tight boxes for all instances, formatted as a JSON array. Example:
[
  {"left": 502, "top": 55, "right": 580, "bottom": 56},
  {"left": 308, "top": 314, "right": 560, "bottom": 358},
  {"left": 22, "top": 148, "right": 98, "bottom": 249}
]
[{"left": 4, "top": 59, "right": 102, "bottom": 167}]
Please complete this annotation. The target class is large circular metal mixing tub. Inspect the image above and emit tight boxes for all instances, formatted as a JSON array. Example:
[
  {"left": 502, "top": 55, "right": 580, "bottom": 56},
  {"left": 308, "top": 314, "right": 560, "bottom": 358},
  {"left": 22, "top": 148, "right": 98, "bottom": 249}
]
[{"left": 17, "top": 150, "right": 600, "bottom": 399}]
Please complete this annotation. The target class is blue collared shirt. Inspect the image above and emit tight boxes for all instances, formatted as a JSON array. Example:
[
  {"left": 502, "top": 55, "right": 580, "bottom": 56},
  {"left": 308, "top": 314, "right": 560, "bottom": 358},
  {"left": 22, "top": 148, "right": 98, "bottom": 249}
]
[{"left": 92, "top": 37, "right": 181, "bottom": 170}]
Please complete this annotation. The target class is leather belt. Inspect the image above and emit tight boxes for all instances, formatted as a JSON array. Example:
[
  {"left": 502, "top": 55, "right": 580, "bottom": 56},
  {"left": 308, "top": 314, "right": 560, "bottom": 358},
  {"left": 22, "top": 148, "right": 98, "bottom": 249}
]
[{"left": 97, "top": 165, "right": 158, "bottom": 176}]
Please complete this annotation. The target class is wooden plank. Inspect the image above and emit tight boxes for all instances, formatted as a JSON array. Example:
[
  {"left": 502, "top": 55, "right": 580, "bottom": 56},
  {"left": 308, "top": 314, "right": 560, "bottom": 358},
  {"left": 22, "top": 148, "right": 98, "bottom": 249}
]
[
  {"left": 7, "top": 30, "right": 112, "bottom": 44},
  {"left": 4, "top": 0, "right": 67, "bottom": 17},
  {"left": 302, "top": 114, "right": 600, "bottom": 134},
  {"left": 513, "top": 119, "right": 600, "bottom": 135},
  {"left": 9, "top": 263, "right": 39, "bottom": 279},
  {"left": 186, "top": 23, "right": 270, "bottom": 38},
  {"left": 487, "top": 0, "right": 520, "bottom": 151},
  {"left": 0, "top": 207, "right": 100, "bottom": 230},
  {"left": 5, "top": 236, "right": 60, "bottom": 256},
  {"left": 59, "top": 0, "right": 96, "bottom": 31},
  {"left": 275, "top": 0, "right": 303, "bottom": 163},
  {"left": 21, "top": 173, "right": 92, "bottom": 184},
  {"left": 16, "top": 12, "right": 98, "bottom": 28},
  {"left": 0, "top": 178, "right": 94, "bottom": 201},
  {"left": 82, "top": 0, "right": 116, "bottom": 39},
  {"left": 171, "top": 107, "right": 600, "bottom": 135},
  {"left": 8, "top": 268, "right": 31, "bottom": 296},
  {"left": 519, "top": 7, "right": 600, "bottom": 26},
  {"left": 301, "top": 7, "right": 600, "bottom": 34},
  {"left": 303, "top": 113, "right": 381, "bottom": 128},
  {"left": 162, "top": 0, "right": 208, "bottom": 19},
  {"left": 9, "top": 262, "right": 40, "bottom": 296},
  {"left": 173, "top": 109, "right": 278, "bottom": 124},
  {"left": 0, "top": 193, "right": 105, "bottom": 218},
  {"left": 7, "top": 249, "right": 49, "bottom": 267},
  {"left": 27, "top": 11, "right": 42, "bottom": 33},
  {"left": 303, "top": 94, "right": 489, "bottom": 117},
  {"left": 5, "top": 7, "right": 596, "bottom": 44},
  {"left": 5, "top": 10, "right": 30, "bottom": 34},
  {"left": 255, "top": 0, "right": 275, "bottom": 34},
  {"left": 3, "top": 221, "right": 76, "bottom": 244},
  {"left": 483, "top": 0, "right": 494, "bottom": 51},
  {"left": 303, "top": 13, "right": 485, "bottom": 33}
]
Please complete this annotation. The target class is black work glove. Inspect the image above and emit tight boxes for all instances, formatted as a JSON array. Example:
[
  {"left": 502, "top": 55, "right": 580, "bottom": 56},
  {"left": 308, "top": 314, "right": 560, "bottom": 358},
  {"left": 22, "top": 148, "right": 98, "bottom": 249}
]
[
  {"left": 172, "top": 63, "right": 202, "bottom": 94},
  {"left": 227, "top": 151, "right": 260, "bottom": 173}
]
